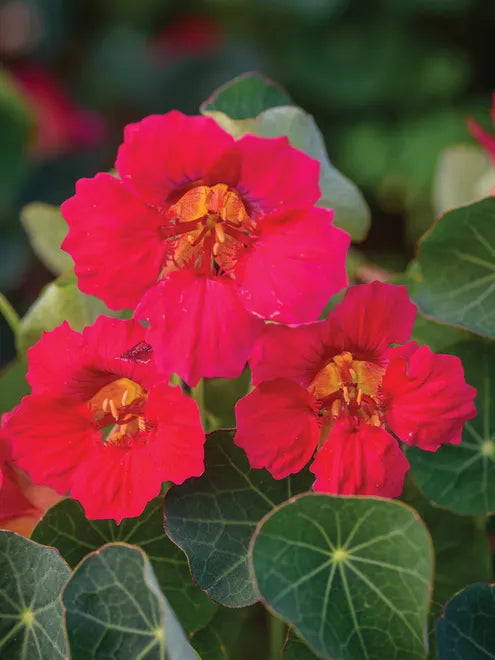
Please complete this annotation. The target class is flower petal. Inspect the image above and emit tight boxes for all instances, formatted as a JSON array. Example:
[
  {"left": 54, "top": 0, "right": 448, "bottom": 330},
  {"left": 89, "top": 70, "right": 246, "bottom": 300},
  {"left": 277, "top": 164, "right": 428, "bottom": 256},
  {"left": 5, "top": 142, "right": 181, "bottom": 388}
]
[
  {"left": 250, "top": 321, "right": 328, "bottom": 388},
  {"left": 223, "top": 134, "right": 321, "bottom": 215},
  {"left": 235, "top": 207, "right": 349, "bottom": 323},
  {"left": 136, "top": 271, "right": 263, "bottom": 385},
  {"left": 145, "top": 383, "right": 205, "bottom": 484},
  {"left": 310, "top": 420, "right": 409, "bottom": 497},
  {"left": 383, "top": 345, "right": 477, "bottom": 451},
  {"left": 116, "top": 111, "right": 234, "bottom": 206},
  {"left": 234, "top": 379, "right": 319, "bottom": 479},
  {"left": 62, "top": 173, "right": 165, "bottom": 309},
  {"left": 70, "top": 440, "right": 163, "bottom": 523},
  {"left": 331, "top": 282, "right": 417, "bottom": 363},
  {"left": 5, "top": 395, "right": 97, "bottom": 493}
]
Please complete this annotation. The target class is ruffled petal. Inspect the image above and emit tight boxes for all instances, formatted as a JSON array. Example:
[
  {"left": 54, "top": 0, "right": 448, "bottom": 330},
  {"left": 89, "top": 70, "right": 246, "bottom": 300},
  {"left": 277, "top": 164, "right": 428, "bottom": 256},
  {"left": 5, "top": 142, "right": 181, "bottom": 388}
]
[
  {"left": 62, "top": 173, "right": 165, "bottom": 309},
  {"left": 116, "top": 111, "right": 234, "bottom": 206},
  {"left": 4, "top": 395, "right": 97, "bottom": 493},
  {"left": 310, "top": 420, "right": 409, "bottom": 497},
  {"left": 382, "top": 345, "right": 477, "bottom": 451},
  {"left": 145, "top": 383, "right": 205, "bottom": 484},
  {"left": 331, "top": 282, "right": 417, "bottom": 363},
  {"left": 234, "top": 379, "right": 319, "bottom": 479},
  {"left": 235, "top": 207, "right": 349, "bottom": 323},
  {"left": 27, "top": 321, "right": 85, "bottom": 396},
  {"left": 250, "top": 321, "right": 328, "bottom": 388},
  {"left": 0, "top": 467, "right": 36, "bottom": 521},
  {"left": 136, "top": 271, "right": 264, "bottom": 385},
  {"left": 219, "top": 134, "right": 320, "bottom": 216},
  {"left": 70, "top": 440, "right": 163, "bottom": 523}
]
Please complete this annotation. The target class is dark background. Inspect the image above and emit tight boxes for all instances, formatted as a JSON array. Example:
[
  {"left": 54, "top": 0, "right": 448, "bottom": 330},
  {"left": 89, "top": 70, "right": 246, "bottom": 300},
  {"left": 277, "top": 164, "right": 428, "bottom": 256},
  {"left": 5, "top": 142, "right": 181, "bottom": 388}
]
[{"left": 0, "top": 0, "right": 494, "bottom": 363}]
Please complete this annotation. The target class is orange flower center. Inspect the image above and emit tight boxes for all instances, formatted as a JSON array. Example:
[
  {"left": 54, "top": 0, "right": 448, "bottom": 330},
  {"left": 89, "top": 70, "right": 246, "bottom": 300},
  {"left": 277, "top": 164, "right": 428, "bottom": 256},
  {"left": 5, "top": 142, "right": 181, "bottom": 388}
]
[
  {"left": 161, "top": 183, "right": 254, "bottom": 276},
  {"left": 307, "top": 351, "right": 385, "bottom": 445},
  {"left": 88, "top": 377, "right": 149, "bottom": 446}
]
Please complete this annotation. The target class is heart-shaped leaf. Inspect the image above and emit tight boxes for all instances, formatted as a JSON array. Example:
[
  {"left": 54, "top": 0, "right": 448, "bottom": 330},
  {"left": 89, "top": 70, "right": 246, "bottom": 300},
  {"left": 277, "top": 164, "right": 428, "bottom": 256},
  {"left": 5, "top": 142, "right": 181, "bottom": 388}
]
[
  {"left": 436, "top": 583, "right": 495, "bottom": 660},
  {"left": 62, "top": 543, "right": 197, "bottom": 660},
  {"left": 250, "top": 494, "right": 433, "bottom": 659},
  {"left": 414, "top": 197, "right": 495, "bottom": 339},
  {"left": 164, "top": 430, "right": 312, "bottom": 607},
  {"left": 0, "top": 531, "right": 70, "bottom": 659},
  {"left": 32, "top": 495, "right": 216, "bottom": 633},
  {"left": 20, "top": 203, "right": 73, "bottom": 276},
  {"left": 408, "top": 341, "right": 495, "bottom": 515}
]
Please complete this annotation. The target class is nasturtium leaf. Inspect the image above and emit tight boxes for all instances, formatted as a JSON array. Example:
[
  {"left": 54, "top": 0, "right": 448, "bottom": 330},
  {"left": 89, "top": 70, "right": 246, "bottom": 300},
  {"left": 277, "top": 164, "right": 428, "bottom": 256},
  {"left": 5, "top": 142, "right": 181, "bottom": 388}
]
[
  {"left": 191, "top": 604, "right": 268, "bottom": 660},
  {"left": 408, "top": 341, "right": 495, "bottom": 515},
  {"left": 414, "top": 197, "right": 495, "bottom": 339},
  {"left": 432, "top": 144, "right": 493, "bottom": 217},
  {"left": 20, "top": 203, "right": 73, "bottom": 275},
  {"left": 63, "top": 543, "right": 197, "bottom": 660},
  {"left": 401, "top": 479, "right": 492, "bottom": 607},
  {"left": 0, "top": 531, "right": 70, "bottom": 659},
  {"left": 283, "top": 629, "right": 321, "bottom": 660},
  {"left": 201, "top": 72, "right": 291, "bottom": 120},
  {"left": 436, "top": 583, "right": 495, "bottom": 660},
  {"left": 252, "top": 106, "right": 371, "bottom": 242},
  {"left": 164, "top": 430, "right": 313, "bottom": 607},
  {"left": 250, "top": 494, "right": 433, "bottom": 660},
  {"left": 17, "top": 271, "right": 118, "bottom": 353},
  {"left": 32, "top": 495, "right": 216, "bottom": 633}
]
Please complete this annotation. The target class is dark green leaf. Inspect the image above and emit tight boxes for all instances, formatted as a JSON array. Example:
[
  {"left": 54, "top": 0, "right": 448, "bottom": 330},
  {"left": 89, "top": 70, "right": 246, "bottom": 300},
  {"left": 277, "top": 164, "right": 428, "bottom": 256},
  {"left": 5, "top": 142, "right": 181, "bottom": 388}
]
[
  {"left": 250, "top": 494, "right": 433, "bottom": 659},
  {"left": 252, "top": 106, "right": 370, "bottom": 242},
  {"left": 32, "top": 495, "right": 216, "bottom": 634},
  {"left": 164, "top": 430, "right": 313, "bottom": 607},
  {"left": 283, "top": 629, "right": 321, "bottom": 660},
  {"left": 415, "top": 198, "right": 495, "bottom": 339},
  {"left": 204, "top": 369, "right": 251, "bottom": 429},
  {"left": 436, "top": 583, "right": 495, "bottom": 660},
  {"left": 201, "top": 72, "right": 291, "bottom": 120},
  {"left": 0, "top": 531, "right": 70, "bottom": 659},
  {"left": 191, "top": 604, "right": 268, "bottom": 660},
  {"left": 401, "top": 479, "right": 492, "bottom": 606},
  {"left": 20, "top": 203, "right": 73, "bottom": 276},
  {"left": 408, "top": 341, "right": 495, "bottom": 515},
  {"left": 63, "top": 543, "right": 197, "bottom": 660},
  {"left": 18, "top": 272, "right": 118, "bottom": 353}
]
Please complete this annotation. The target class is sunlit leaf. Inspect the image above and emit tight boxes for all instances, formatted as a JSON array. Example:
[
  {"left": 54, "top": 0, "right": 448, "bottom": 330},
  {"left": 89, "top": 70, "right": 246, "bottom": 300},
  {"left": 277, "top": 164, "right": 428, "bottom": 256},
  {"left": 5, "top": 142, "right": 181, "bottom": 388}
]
[{"left": 20, "top": 203, "right": 73, "bottom": 276}]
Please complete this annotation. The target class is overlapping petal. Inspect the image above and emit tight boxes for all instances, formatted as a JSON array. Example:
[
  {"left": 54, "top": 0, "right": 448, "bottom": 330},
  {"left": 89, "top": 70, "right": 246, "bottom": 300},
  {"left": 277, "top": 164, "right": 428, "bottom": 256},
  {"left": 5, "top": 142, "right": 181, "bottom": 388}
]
[
  {"left": 382, "top": 345, "right": 477, "bottom": 451},
  {"left": 310, "top": 420, "right": 409, "bottom": 497},
  {"left": 62, "top": 173, "right": 166, "bottom": 309},
  {"left": 235, "top": 207, "right": 349, "bottom": 323},
  {"left": 136, "top": 271, "right": 264, "bottom": 385},
  {"left": 234, "top": 379, "right": 320, "bottom": 479}
]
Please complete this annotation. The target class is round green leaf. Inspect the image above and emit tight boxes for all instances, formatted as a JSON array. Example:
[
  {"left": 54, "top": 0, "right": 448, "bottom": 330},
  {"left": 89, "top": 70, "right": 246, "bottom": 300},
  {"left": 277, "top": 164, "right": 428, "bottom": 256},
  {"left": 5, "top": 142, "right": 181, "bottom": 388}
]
[
  {"left": 201, "top": 72, "right": 291, "bottom": 120},
  {"left": 250, "top": 494, "right": 433, "bottom": 660},
  {"left": 164, "top": 430, "right": 313, "bottom": 607},
  {"left": 283, "top": 629, "right": 321, "bottom": 659},
  {"left": 18, "top": 272, "right": 119, "bottom": 353},
  {"left": 415, "top": 197, "right": 495, "bottom": 339},
  {"left": 20, "top": 203, "right": 73, "bottom": 276},
  {"left": 32, "top": 495, "right": 216, "bottom": 633},
  {"left": 0, "top": 531, "right": 70, "bottom": 659},
  {"left": 436, "top": 583, "right": 495, "bottom": 660},
  {"left": 408, "top": 341, "right": 495, "bottom": 515},
  {"left": 63, "top": 543, "right": 197, "bottom": 660}
]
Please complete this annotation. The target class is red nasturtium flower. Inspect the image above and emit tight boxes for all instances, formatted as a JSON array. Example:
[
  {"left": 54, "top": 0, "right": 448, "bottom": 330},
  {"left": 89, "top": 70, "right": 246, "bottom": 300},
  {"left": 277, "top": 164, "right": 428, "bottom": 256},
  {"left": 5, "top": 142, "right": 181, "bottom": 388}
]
[
  {"left": 0, "top": 429, "right": 61, "bottom": 536},
  {"left": 234, "top": 282, "right": 477, "bottom": 497},
  {"left": 61, "top": 111, "right": 350, "bottom": 385},
  {"left": 2, "top": 316, "right": 205, "bottom": 522}
]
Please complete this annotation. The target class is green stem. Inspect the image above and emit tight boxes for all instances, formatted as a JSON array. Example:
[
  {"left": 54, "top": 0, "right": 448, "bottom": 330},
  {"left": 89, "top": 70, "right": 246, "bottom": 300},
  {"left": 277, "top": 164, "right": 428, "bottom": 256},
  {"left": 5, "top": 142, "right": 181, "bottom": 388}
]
[
  {"left": 0, "top": 292, "right": 20, "bottom": 338},
  {"left": 269, "top": 614, "right": 286, "bottom": 660}
]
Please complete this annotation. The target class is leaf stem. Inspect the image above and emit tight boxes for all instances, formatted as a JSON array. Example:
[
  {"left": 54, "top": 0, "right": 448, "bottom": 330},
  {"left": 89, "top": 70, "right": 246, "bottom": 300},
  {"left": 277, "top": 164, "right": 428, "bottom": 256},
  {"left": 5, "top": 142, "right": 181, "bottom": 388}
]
[{"left": 0, "top": 292, "right": 20, "bottom": 338}]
